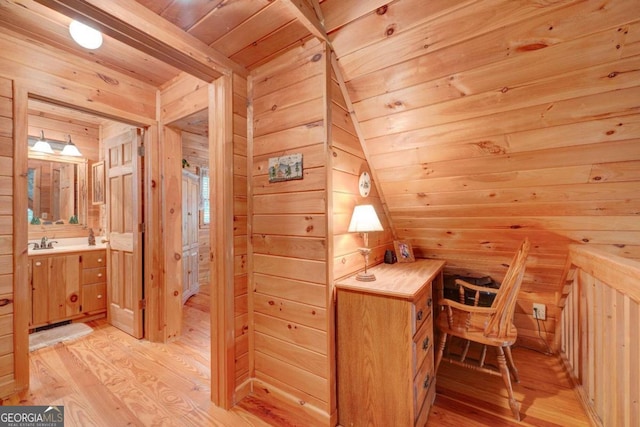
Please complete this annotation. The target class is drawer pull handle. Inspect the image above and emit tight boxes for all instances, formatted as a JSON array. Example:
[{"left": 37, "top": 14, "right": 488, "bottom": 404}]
[
  {"left": 422, "top": 337, "right": 429, "bottom": 351},
  {"left": 423, "top": 374, "right": 430, "bottom": 389},
  {"left": 427, "top": 298, "right": 432, "bottom": 308},
  {"left": 98, "top": 258, "right": 103, "bottom": 263},
  {"left": 97, "top": 294, "right": 103, "bottom": 299},
  {"left": 97, "top": 273, "right": 103, "bottom": 278},
  {"left": 35, "top": 261, "right": 42, "bottom": 267},
  {"left": 416, "top": 310, "right": 423, "bottom": 321}
]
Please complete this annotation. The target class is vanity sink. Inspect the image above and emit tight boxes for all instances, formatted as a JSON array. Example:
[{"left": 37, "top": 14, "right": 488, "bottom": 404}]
[{"left": 28, "top": 237, "right": 107, "bottom": 255}]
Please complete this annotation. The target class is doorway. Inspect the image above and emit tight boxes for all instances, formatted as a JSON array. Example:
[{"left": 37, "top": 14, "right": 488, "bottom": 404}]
[{"left": 24, "top": 98, "right": 145, "bottom": 338}]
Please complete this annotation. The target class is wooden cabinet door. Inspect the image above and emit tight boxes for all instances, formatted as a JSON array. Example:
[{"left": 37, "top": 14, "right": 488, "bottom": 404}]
[
  {"left": 31, "top": 255, "right": 80, "bottom": 325},
  {"left": 31, "top": 258, "right": 48, "bottom": 326},
  {"left": 105, "top": 128, "right": 144, "bottom": 339},
  {"left": 49, "top": 254, "right": 81, "bottom": 321}
]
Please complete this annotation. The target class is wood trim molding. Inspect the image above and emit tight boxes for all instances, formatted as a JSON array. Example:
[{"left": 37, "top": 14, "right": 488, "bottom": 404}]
[
  {"left": 33, "top": 0, "right": 247, "bottom": 80},
  {"left": 13, "top": 81, "right": 29, "bottom": 392},
  {"left": 282, "top": 0, "right": 330, "bottom": 46},
  {"left": 568, "top": 244, "right": 640, "bottom": 304},
  {"left": 210, "top": 75, "right": 236, "bottom": 408}
]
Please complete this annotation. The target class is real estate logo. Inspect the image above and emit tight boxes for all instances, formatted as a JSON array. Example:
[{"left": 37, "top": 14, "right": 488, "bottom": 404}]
[{"left": 0, "top": 406, "right": 64, "bottom": 427}]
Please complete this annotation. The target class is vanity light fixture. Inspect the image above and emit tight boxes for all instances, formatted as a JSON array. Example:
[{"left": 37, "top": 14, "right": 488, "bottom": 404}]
[
  {"left": 31, "top": 130, "right": 54, "bottom": 154},
  {"left": 348, "top": 204, "right": 384, "bottom": 281},
  {"left": 61, "top": 134, "right": 82, "bottom": 157},
  {"left": 69, "top": 20, "right": 103, "bottom": 50}
]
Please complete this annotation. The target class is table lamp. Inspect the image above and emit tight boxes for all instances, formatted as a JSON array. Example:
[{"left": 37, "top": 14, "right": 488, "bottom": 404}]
[{"left": 348, "top": 204, "right": 383, "bottom": 281}]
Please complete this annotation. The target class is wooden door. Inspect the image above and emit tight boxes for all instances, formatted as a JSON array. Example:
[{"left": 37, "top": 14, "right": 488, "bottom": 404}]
[{"left": 105, "top": 128, "right": 144, "bottom": 338}]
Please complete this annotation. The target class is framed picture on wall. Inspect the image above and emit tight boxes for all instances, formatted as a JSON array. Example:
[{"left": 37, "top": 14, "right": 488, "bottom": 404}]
[
  {"left": 394, "top": 240, "right": 415, "bottom": 263},
  {"left": 92, "top": 161, "right": 105, "bottom": 205}
]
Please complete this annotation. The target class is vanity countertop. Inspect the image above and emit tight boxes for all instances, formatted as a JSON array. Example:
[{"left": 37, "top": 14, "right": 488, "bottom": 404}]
[{"left": 28, "top": 237, "right": 107, "bottom": 256}]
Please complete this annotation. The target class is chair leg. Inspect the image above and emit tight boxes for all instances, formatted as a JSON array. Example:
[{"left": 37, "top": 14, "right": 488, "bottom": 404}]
[
  {"left": 504, "top": 345, "right": 520, "bottom": 383},
  {"left": 496, "top": 346, "right": 520, "bottom": 421},
  {"left": 478, "top": 345, "right": 487, "bottom": 368},
  {"left": 434, "top": 332, "right": 448, "bottom": 374},
  {"left": 460, "top": 340, "right": 471, "bottom": 362}
]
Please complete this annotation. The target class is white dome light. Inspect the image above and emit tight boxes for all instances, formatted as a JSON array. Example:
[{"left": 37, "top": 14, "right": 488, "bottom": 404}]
[{"left": 69, "top": 20, "right": 103, "bottom": 50}]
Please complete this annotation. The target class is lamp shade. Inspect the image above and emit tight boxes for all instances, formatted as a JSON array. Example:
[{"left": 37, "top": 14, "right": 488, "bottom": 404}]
[
  {"left": 31, "top": 130, "right": 54, "bottom": 154},
  {"left": 61, "top": 134, "right": 82, "bottom": 156},
  {"left": 348, "top": 205, "right": 383, "bottom": 233}
]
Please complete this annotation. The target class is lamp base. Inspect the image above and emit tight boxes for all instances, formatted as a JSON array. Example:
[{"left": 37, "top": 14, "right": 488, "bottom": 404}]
[{"left": 355, "top": 271, "right": 376, "bottom": 282}]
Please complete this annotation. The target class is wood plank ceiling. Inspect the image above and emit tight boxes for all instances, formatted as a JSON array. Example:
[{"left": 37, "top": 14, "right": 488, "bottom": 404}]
[{"left": 1, "top": 0, "right": 639, "bottom": 332}]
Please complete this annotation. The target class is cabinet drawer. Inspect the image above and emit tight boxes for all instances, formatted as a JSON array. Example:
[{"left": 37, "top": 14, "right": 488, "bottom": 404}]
[
  {"left": 82, "top": 283, "right": 106, "bottom": 312},
  {"left": 412, "top": 315, "right": 433, "bottom": 377},
  {"left": 82, "top": 267, "right": 106, "bottom": 285},
  {"left": 415, "top": 379, "right": 436, "bottom": 427},
  {"left": 413, "top": 343, "right": 434, "bottom": 415},
  {"left": 82, "top": 251, "right": 106, "bottom": 269},
  {"left": 412, "top": 286, "right": 433, "bottom": 336}
]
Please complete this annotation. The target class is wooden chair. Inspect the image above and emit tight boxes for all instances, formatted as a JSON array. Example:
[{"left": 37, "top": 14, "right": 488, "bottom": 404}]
[{"left": 434, "top": 238, "right": 530, "bottom": 421}]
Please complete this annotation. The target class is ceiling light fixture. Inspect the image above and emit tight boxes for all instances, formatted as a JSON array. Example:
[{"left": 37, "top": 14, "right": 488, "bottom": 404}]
[
  {"left": 31, "top": 130, "right": 54, "bottom": 154},
  {"left": 69, "top": 20, "right": 103, "bottom": 50},
  {"left": 61, "top": 134, "right": 82, "bottom": 157}
]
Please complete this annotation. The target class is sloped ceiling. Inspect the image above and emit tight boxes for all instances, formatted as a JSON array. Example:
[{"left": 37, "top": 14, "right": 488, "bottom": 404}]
[{"left": 2, "top": 0, "right": 639, "bottom": 323}]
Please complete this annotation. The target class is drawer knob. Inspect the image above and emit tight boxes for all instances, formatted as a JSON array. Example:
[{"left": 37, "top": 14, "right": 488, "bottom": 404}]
[
  {"left": 427, "top": 298, "right": 432, "bottom": 308},
  {"left": 97, "top": 294, "right": 103, "bottom": 299},
  {"left": 416, "top": 310, "right": 423, "bottom": 321},
  {"left": 422, "top": 337, "right": 430, "bottom": 351},
  {"left": 97, "top": 273, "right": 103, "bottom": 278},
  {"left": 35, "top": 261, "right": 42, "bottom": 267},
  {"left": 98, "top": 258, "right": 103, "bottom": 263},
  {"left": 423, "top": 374, "right": 430, "bottom": 389}
]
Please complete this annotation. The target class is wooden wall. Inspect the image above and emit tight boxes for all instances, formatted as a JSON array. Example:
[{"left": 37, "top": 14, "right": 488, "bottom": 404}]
[
  {"left": 330, "top": 66, "right": 393, "bottom": 282},
  {"left": 232, "top": 73, "right": 249, "bottom": 400},
  {"left": 0, "top": 76, "right": 15, "bottom": 397},
  {"left": 249, "top": 38, "right": 334, "bottom": 424},
  {"left": 323, "top": 0, "right": 640, "bottom": 350}
]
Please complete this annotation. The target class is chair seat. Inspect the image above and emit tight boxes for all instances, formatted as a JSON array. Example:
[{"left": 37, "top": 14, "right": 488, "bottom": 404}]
[{"left": 435, "top": 309, "right": 518, "bottom": 347}]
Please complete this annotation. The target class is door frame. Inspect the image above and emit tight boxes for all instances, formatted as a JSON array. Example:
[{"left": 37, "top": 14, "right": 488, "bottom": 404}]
[{"left": 13, "top": 82, "right": 236, "bottom": 408}]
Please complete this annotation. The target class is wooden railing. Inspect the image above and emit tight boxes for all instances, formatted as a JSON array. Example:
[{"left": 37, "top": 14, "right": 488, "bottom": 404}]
[{"left": 559, "top": 245, "right": 640, "bottom": 427}]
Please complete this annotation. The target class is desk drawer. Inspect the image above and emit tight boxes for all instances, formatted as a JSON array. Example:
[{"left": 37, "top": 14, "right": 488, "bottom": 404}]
[
  {"left": 82, "top": 267, "right": 106, "bottom": 285},
  {"left": 412, "top": 286, "right": 433, "bottom": 336},
  {"left": 412, "top": 314, "right": 433, "bottom": 377},
  {"left": 413, "top": 343, "right": 434, "bottom": 414}
]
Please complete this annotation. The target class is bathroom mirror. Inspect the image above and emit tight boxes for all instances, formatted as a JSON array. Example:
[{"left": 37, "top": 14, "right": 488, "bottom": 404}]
[{"left": 27, "top": 150, "right": 88, "bottom": 227}]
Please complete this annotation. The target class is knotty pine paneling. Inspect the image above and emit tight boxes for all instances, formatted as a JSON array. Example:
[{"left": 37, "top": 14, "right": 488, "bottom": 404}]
[
  {"left": 323, "top": 0, "right": 640, "bottom": 351},
  {"left": 330, "top": 73, "right": 394, "bottom": 282},
  {"left": 250, "top": 39, "right": 333, "bottom": 422},
  {"left": 233, "top": 74, "right": 249, "bottom": 398},
  {"left": 0, "top": 32, "right": 156, "bottom": 124}
]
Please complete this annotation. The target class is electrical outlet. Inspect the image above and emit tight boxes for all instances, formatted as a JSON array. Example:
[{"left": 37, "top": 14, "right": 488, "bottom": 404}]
[{"left": 533, "top": 303, "right": 546, "bottom": 320}]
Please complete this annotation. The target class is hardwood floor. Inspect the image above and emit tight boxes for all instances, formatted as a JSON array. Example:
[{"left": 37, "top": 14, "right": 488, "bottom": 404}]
[
  {"left": 431, "top": 338, "right": 592, "bottom": 426},
  {"left": 2, "top": 292, "right": 591, "bottom": 426}
]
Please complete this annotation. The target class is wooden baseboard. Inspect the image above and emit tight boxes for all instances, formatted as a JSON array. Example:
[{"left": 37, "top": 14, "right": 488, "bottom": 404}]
[
  {"left": 241, "top": 378, "right": 333, "bottom": 426},
  {"left": 234, "top": 378, "right": 251, "bottom": 404},
  {"left": 559, "top": 353, "right": 602, "bottom": 427}
]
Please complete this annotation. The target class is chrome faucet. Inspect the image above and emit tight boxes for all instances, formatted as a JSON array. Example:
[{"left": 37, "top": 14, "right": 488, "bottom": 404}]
[{"left": 40, "top": 237, "right": 47, "bottom": 248}]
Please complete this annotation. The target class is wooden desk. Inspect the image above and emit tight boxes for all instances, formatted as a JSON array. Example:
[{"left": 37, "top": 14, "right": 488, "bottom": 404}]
[{"left": 336, "top": 259, "right": 445, "bottom": 427}]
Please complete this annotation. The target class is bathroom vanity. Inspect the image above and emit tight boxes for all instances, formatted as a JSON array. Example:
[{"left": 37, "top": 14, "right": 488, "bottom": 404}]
[{"left": 29, "top": 240, "right": 107, "bottom": 330}]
